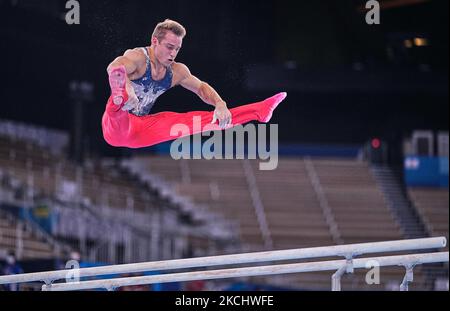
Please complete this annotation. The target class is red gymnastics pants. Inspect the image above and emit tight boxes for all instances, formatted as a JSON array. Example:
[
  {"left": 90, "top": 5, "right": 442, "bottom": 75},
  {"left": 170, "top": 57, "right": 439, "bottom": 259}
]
[{"left": 101, "top": 71, "right": 286, "bottom": 149}]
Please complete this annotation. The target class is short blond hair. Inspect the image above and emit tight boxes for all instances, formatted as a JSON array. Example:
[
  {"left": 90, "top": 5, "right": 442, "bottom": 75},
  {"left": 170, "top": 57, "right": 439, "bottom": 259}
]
[{"left": 152, "top": 19, "right": 186, "bottom": 42}]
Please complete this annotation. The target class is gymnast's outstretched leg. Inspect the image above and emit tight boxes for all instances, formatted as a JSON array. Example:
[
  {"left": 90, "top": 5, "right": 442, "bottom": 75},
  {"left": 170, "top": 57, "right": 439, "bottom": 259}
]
[{"left": 102, "top": 67, "right": 287, "bottom": 148}]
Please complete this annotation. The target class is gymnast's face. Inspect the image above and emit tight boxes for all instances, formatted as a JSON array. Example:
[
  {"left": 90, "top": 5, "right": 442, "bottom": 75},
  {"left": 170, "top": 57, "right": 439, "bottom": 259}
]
[{"left": 152, "top": 31, "right": 183, "bottom": 67}]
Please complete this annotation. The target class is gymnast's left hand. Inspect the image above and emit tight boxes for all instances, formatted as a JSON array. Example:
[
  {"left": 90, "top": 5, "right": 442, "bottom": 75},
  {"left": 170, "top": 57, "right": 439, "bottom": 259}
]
[{"left": 211, "top": 102, "right": 232, "bottom": 129}]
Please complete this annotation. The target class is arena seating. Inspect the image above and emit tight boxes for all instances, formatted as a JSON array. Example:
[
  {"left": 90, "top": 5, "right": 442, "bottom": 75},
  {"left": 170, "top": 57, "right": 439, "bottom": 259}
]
[
  {"left": 129, "top": 155, "right": 436, "bottom": 290},
  {"left": 1, "top": 134, "right": 446, "bottom": 290}
]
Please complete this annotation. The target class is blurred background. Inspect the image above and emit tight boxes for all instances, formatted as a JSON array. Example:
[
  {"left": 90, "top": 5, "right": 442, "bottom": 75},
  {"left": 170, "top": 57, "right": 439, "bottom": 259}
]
[{"left": 0, "top": 0, "right": 448, "bottom": 291}]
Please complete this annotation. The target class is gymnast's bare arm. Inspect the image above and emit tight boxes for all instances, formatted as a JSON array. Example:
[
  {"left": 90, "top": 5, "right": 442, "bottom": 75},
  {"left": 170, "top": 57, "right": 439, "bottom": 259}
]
[
  {"left": 107, "top": 49, "right": 145, "bottom": 102},
  {"left": 172, "top": 62, "right": 232, "bottom": 128},
  {"left": 107, "top": 49, "right": 145, "bottom": 77}
]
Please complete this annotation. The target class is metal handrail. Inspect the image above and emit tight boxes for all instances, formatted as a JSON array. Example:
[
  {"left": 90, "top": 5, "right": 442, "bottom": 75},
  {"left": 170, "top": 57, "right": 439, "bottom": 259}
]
[
  {"left": 42, "top": 252, "right": 449, "bottom": 291},
  {"left": 0, "top": 237, "right": 446, "bottom": 288}
]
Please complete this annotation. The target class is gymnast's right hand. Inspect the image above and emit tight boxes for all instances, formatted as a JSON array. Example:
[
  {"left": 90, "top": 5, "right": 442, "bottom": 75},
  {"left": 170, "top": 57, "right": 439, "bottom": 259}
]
[{"left": 121, "top": 82, "right": 139, "bottom": 111}]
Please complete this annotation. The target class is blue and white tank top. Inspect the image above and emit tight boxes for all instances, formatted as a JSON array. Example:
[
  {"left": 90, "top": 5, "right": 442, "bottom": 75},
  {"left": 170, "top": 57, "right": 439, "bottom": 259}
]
[{"left": 129, "top": 47, "right": 173, "bottom": 116}]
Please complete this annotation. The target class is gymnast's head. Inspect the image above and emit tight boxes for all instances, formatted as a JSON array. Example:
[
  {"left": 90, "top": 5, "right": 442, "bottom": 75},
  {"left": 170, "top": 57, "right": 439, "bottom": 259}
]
[{"left": 151, "top": 19, "right": 186, "bottom": 67}]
